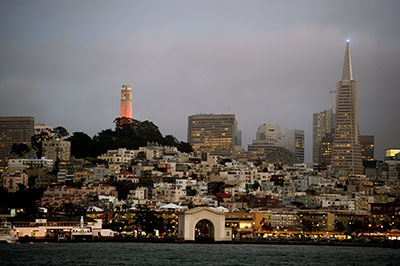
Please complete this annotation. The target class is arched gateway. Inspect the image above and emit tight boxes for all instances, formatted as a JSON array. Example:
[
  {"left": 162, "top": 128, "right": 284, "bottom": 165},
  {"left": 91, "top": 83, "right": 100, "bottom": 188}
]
[{"left": 178, "top": 207, "right": 232, "bottom": 241}]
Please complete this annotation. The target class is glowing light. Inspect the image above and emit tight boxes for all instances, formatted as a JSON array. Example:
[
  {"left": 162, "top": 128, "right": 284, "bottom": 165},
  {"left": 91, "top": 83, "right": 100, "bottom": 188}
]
[{"left": 346, "top": 39, "right": 350, "bottom": 43}]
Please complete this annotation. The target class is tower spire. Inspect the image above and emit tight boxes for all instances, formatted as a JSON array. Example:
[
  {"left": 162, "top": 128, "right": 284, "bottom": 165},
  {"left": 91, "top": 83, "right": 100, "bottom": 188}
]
[{"left": 341, "top": 40, "right": 353, "bottom": 81}]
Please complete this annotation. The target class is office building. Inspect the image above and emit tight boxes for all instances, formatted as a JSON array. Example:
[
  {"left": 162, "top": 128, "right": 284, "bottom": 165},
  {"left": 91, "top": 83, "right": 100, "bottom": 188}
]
[
  {"left": 318, "top": 133, "right": 334, "bottom": 166},
  {"left": 385, "top": 149, "right": 400, "bottom": 161},
  {"left": 247, "top": 125, "right": 282, "bottom": 162},
  {"left": 0, "top": 116, "right": 34, "bottom": 169},
  {"left": 278, "top": 129, "right": 305, "bottom": 163},
  {"left": 331, "top": 41, "right": 363, "bottom": 175},
  {"left": 188, "top": 114, "right": 237, "bottom": 157},
  {"left": 248, "top": 125, "right": 304, "bottom": 163},
  {"left": 359, "top": 135, "right": 374, "bottom": 161},
  {"left": 313, "top": 109, "right": 334, "bottom": 164}
]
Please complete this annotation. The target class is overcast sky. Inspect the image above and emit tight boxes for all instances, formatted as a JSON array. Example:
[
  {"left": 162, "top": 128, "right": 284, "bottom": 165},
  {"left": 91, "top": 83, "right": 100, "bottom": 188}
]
[{"left": 1, "top": 0, "right": 399, "bottom": 162}]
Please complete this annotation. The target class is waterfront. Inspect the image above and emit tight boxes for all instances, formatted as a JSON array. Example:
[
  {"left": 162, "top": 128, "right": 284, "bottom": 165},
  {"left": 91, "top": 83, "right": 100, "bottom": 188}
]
[{"left": 0, "top": 243, "right": 399, "bottom": 266}]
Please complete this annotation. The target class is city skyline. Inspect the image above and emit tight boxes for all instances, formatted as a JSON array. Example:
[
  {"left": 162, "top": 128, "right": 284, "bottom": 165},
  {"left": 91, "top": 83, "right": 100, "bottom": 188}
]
[{"left": 1, "top": 1, "right": 399, "bottom": 162}]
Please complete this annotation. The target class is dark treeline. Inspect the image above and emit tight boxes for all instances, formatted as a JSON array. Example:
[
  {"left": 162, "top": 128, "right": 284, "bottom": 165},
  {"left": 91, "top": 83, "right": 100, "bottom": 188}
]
[{"left": 67, "top": 118, "right": 193, "bottom": 159}]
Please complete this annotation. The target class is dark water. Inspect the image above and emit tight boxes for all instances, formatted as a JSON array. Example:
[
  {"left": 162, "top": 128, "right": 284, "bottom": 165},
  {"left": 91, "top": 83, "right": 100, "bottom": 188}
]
[{"left": 0, "top": 243, "right": 399, "bottom": 266}]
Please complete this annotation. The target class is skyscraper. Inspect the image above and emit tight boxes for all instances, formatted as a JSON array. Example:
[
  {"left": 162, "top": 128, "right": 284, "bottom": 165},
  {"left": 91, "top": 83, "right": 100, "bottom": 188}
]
[
  {"left": 331, "top": 41, "right": 363, "bottom": 175},
  {"left": 120, "top": 85, "right": 133, "bottom": 120},
  {"left": 187, "top": 114, "right": 237, "bottom": 157},
  {"left": 313, "top": 108, "right": 334, "bottom": 164}
]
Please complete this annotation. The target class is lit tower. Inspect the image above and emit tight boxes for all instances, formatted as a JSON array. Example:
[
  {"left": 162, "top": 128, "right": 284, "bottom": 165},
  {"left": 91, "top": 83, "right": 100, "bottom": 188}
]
[
  {"left": 331, "top": 40, "right": 363, "bottom": 175},
  {"left": 120, "top": 85, "right": 133, "bottom": 120}
]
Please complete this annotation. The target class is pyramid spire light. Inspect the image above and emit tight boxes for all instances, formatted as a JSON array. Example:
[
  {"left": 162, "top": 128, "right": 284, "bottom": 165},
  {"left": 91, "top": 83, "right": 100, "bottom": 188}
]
[{"left": 341, "top": 41, "right": 353, "bottom": 81}]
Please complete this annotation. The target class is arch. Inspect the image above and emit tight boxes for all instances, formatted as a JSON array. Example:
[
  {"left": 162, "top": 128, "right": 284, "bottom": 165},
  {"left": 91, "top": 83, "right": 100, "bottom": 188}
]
[
  {"left": 194, "top": 219, "right": 215, "bottom": 242},
  {"left": 178, "top": 207, "right": 232, "bottom": 242}
]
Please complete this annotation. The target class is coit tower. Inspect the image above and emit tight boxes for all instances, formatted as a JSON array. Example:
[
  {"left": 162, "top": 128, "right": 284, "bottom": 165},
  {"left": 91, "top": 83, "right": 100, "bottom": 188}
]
[{"left": 120, "top": 85, "right": 132, "bottom": 120}]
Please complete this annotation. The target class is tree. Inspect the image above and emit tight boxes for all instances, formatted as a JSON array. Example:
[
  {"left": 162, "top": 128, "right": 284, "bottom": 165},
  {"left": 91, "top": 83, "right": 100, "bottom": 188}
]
[
  {"left": 68, "top": 118, "right": 193, "bottom": 160},
  {"left": 10, "top": 143, "right": 31, "bottom": 158},
  {"left": 67, "top": 132, "right": 94, "bottom": 158},
  {"left": 52, "top": 126, "right": 69, "bottom": 139},
  {"left": 114, "top": 117, "right": 134, "bottom": 132},
  {"left": 31, "top": 132, "right": 50, "bottom": 158}
]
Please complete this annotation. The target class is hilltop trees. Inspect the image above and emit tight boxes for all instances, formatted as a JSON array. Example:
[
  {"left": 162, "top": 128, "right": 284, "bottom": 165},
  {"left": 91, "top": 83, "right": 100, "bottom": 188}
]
[
  {"left": 67, "top": 132, "right": 95, "bottom": 159},
  {"left": 67, "top": 118, "right": 192, "bottom": 159},
  {"left": 52, "top": 126, "right": 69, "bottom": 139}
]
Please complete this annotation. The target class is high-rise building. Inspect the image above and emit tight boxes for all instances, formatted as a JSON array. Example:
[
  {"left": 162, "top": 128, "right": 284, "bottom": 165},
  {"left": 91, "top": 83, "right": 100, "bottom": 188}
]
[
  {"left": 318, "top": 133, "right": 334, "bottom": 166},
  {"left": 359, "top": 135, "right": 374, "bottom": 161},
  {"left": 331, "top": 41, "right": 363, "bottom": 175},
  {"left": 187, "top": 114, "right": 237, "bottom": 157},
  {"left": 247, "top": 125, "right": 304, "bottom": 163},
  {"left": 235, "top": 129, "right": 242, "bottom": 147},
  {"left": 247, "top": 125, "right": 282, "bottom": 162},
  {"left": 120, "top": 85, "right": 133, "bottom": 120},
  {"left": 313, "top": 108, "right": 334, "bottom": 164},
  {"left": 277, "top": 128, "right": 305, "bottom": 163},
  {"left": 0, "top": 116, "right": 35, "bottom": 169}
]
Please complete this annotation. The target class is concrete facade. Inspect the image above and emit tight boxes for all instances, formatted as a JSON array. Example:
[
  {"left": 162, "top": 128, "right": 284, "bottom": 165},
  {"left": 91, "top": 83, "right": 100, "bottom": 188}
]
[
  {"left": 0, "top": 116, "right": 34, "bottom": 169},
  {"left": 178, "top": 207, "right": 232, "bottom": 241},
  {"left": 43, "top": 138, "right": 71, "bottom": 161},
  {"left": 331, "top": 41, "right": 363, "bottom": 175},
  {"left": 188, "top": 114, "right": 237, "bottom": 158},
  {"left": 120, "top": 85, "right": 133, "bottom": 120},
  {"left": 313, "top": 109, "right": 334, "bottom": 164}
]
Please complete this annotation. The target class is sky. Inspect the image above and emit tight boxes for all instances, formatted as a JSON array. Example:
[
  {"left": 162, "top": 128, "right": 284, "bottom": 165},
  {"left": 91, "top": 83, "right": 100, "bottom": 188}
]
[{"left": 0, "top": 0, "right": 399, "bottom": 162}]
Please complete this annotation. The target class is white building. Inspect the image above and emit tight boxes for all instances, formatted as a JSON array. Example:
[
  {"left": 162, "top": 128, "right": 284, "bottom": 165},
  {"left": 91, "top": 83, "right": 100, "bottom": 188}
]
[
  {"left": 8, "top": 158, "right": 53, "bottom": 171},
  {"left": 98, "top": 148, "right": 136, "bottom": 167},
  {"left": 129, "top": 187, "right": 148, "bottom": 200}
]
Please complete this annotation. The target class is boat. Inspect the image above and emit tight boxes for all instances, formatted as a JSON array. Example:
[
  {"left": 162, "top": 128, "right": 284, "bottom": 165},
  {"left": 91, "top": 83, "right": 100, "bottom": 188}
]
[
  {"left": 0, "top": 218, "right": 18, "bottom": 243},
  {"left": 71, "top": 216, "right": 93, "bottom": 241}
]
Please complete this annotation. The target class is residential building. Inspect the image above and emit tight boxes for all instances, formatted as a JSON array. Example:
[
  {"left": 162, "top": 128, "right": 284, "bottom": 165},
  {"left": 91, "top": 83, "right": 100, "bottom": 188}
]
[
  {"left": 42, "top": 138, "right": 71, "bottom": 161},
  {"left": 7, "top": 158, "right": 53, "bottom": 171},
  {"left": 34, "top": 123, "right": 53, "bottom": 136},
  {"left": 1, "top": 171, "right": 29, "bottom": 192}
]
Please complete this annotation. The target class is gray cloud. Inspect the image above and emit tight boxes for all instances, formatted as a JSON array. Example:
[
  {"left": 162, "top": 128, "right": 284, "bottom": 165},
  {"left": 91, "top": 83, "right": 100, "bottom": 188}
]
[{"left": 0, "top": 0, "right": 399, "bottom": 161}]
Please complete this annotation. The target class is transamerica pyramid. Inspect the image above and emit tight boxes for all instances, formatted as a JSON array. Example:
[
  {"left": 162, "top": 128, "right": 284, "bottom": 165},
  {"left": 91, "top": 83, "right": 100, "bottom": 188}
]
[{"left": 331, "top": 41, "right": 364, "bottom": 175}]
